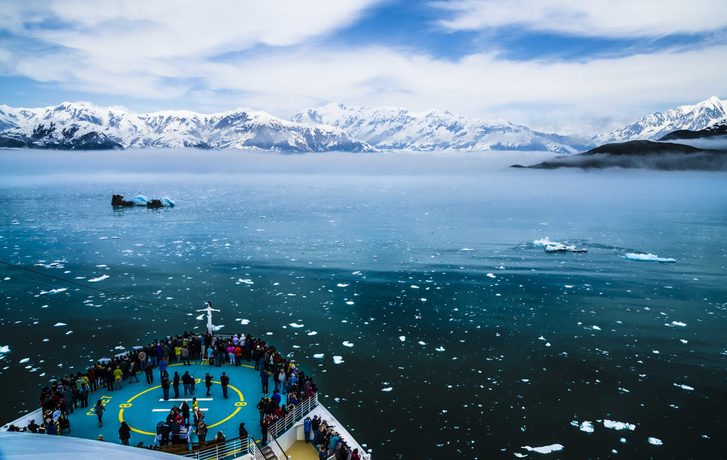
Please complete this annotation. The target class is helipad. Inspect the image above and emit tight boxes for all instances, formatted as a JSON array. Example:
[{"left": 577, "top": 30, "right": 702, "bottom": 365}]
[{"left": 67, "top": 361, "right": 269, "bottom": 446}]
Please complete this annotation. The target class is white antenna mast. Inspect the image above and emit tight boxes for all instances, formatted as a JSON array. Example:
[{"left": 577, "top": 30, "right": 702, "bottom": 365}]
[{"left": 196, "top": 300, "right": 221, "bottom": 334}]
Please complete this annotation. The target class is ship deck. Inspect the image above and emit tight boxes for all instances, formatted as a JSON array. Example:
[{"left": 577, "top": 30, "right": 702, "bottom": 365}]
[{"left": 64, "top": 360, "right": 270, "bottom": 447}]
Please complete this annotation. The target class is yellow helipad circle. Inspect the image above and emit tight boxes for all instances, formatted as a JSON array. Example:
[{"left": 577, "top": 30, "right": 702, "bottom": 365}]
[{"left": 118, "top": 381, "right": 245, "bottom": 436}]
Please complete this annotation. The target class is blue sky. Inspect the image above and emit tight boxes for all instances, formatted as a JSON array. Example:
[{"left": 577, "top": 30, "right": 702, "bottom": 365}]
[{"left": 0, "top": 0, "right": 726, "bottom": 135}]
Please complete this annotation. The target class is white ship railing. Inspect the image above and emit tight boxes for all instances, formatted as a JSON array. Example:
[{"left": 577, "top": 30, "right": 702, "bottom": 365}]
[
  {"left": 181, "top": 435, "right": 251, "bottom": 460},
  {"left": 267, "top": 392, "right": 319, "bottom": 439}
]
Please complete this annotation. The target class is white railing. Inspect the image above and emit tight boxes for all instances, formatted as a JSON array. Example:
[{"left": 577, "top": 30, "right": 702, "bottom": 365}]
[
  {"left": 267, "top": 392, "right": 318, "bottom": 439},
  {"left": 182, "top": 435, "right": 251, "bottom": 460},
  {"left": 248, "top": 439, "right": 268, "bottom": 460}
]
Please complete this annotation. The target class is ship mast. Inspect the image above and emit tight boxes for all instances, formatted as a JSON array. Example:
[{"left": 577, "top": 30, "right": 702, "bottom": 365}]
[{"left": 197, "top": 300, "right": 220, "bottom": 334}]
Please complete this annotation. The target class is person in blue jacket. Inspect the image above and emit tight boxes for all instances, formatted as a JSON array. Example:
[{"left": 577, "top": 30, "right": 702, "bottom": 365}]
[{"left": 303, "top": 416, "right": 312, "bottom": 443}]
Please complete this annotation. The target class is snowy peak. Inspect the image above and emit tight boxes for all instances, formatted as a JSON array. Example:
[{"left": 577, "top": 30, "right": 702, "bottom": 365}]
[
  {"left": 595, "top": 96, "right": 727, "bottom": 144},
  {"left": 0, "top": 102, "right": 373, "bottom": 152},
  {"left": 292, "top": 102, "right": 586, "bottom": 153}
]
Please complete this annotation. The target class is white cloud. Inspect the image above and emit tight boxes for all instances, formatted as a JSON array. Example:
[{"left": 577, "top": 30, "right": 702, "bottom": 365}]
[
  {"left": 0, "top": 0, "right": 726, "bottom": 135},
  {"left": 435, "top": 0, "right": 727, "bottom": 38}
]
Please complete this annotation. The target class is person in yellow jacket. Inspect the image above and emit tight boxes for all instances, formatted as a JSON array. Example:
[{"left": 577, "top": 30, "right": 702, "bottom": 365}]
[{"left": 113, "top": 366, "right": 123, "bottom": 390}]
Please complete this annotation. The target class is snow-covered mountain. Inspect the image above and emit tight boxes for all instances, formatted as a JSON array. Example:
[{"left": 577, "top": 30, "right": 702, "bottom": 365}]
[
  {"left": 594, "top": 96, "right": 727, "bottom": 144},
  {"left": 0, "top": 102, "right": 373, "bottom": 152},
  {"left": 291, "top": 103, "right": 589, "bottom": 154}
]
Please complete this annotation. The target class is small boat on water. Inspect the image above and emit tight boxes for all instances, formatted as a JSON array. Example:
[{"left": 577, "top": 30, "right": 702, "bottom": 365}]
[{"left": 112, "top": 194, "right": 175, "bottom": 209}]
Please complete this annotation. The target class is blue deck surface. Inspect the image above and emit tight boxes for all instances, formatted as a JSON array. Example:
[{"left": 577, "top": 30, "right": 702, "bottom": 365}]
[{"left": 65, "top": 361, "right": 271, "bottom": 446}]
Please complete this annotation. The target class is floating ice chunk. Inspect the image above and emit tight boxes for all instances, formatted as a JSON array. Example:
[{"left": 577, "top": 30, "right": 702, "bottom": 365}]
[
  {"left": 342, "top": 341, "right": 354, "bottom": 348},
  {"left": 514, "top": 454, "right": 527, "bottom": 458},
  {"left": 88, "top": 275, "right": 110, "bottom": 282},
  {"left": 345, "top": 301, "right": 354, "bottom": 305},
  {"left": 212, "top": 325, "right": 224, "bottom": 331},
  {"left": 160, "top": 197, "right": 175, "bottom": 207},
  {"left": 521, "top": 444, "right": 564, "bottom": 454},
  {"left": 580, "top": 421, "right": 595, "bottom": 433},
  {"left": 410, "top": 285, "right": 420, "bottom": 289},
  {"left": 603, "top": 420, "right": 636, "bottom": 431},
  {"left": 65, "top": 330, "right": 73, "bottom": 335},
  {"left": 19, "top": 358, "right": 30, "bottom": 364},
  {"left": 0, "top": 345, "right": 9, "bottom": 353},
  {"left": 670, "top": 321, "right": 686, "bottom": 327},
  {"left": 307, "top": 331, "right": 318, "bottom": 336},
  {"left": 591, "top": 325, "right": 602, "bottom": 331},
  {"left": 240, "top": 319, "right": 250, "bottom": 325},
  {"left": 54, "top": 322, "right": 67, "bottom": 327},
  {"left": 545, "top": 242, "right": 587, "bottom": 253},
  {"left": 679, "top": 339, "right": 688, "bottom": 344},
  {"left": 313, "top": 354, "right": 324, "bottom": 359},
  {"left": 336, "top": 283, "right": 349, "bottom": 288},
  {"left": 624, "top": 253, "right": 676, "bottom": 263},
  {"left": 399, "top": 336, "right": 406, "bottom": 342},
  {"left": 237, "top": 278, "right": 254, "bottom": 285},
  {"left": 95, "top": 264, "right": 108, "bottom": 268},
  {"left": 42, "top": 288, "right": 68, "bottom": 295},
  {"left": 196, "top": 314, "right": 205, "bottom": 320},
  {"left": 289, "top": 323, "right": 304, "bottom": 328},
  {"left": 460, "top": 248, "right": 474, "bottom": 251},
  {"left": 381, "top": 387, "right": 393, "bottom": 392},
  {"left": 435, "top": 346, "right": 445, "bottom": 352},
  {"left": 131, "top": 195, "right": 149, "bottom": 206},
  {"left": 673, "top": 383, "right": 694, "bottom": 391},
  {"left": 486, "top": 273, "right": 496, "bottom": 279},
  {"left": 418, "top": 341, "right": 427, "bottom": 346},
  {"left": 333, "top": 356, "right": 344, "bottom": 364},
  {"left": 647, "top": 437, "right": 663, "bottom": 446},
  {"left": 532, "top": 237, "right": 553, "bottom": 246}
]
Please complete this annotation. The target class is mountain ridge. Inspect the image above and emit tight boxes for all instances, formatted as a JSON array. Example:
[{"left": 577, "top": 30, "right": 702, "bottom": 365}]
[{"left": 593, "top": 96, "right": 727, "bottom": 144}]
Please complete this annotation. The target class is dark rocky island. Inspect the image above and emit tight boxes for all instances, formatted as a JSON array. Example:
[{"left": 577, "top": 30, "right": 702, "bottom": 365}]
[{"left": 514, "top": 132, "right": 727, "bottom": 171}]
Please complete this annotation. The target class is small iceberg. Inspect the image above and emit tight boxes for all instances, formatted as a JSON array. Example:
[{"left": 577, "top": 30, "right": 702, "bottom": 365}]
[
  {"left": 380, "top": 387, "right": 393, "bottom": 392},
  {"left": 624, "top": 253, "right": 676, "bottom": 263},
  {"left": 333, "top": 355, "right": 344, "bottom": 364},
  {"left": 342, "top": 341, "right": 354, "bottom": 348},
  {"left": 53, "top": 322, "right": 67, "bottom": 327},
  {"left": 0, "top": 345, "right": 10, "bottom": 353},
  {"left": 521, "top": 444, "right": 564, "bottom": 454},
  {"left": 534, "top": 237, "right": 587, "bottom": 253},
  {"left": 88, "top": 275, "right": 110, "bottom": 283},
  {"left": 647, "top": 437, "right": 663, "bottom": 446},
  {"left": 603, "top": 420, "right": 636, "bottom": 431}
]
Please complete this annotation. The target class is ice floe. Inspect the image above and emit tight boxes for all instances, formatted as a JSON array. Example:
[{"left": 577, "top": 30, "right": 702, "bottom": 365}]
[
  {"left": 289, "top": 323, "right": 304, "bottom": 328},
  {"left": 336, "top": 283, "right": 349, "bottom": 287},
  {"left": 53, "top": 322, "right": 67, "bottom": 327},
  {"left": 673, "top": 383, "right": 694, "bottom": 391},
  {"left": 521, "top": 444, "right": 564, "bottom": 454},
  {"left": 399, "top": 336, "right": 406, "bottom": 342},
  {"left": 19, "top": 358, "right": 30, "bottom": 364},
  {"left": 342, "top": 341, "right": 354, "bottom": 347},
  {"left": 40, "top": 288, "right": 68, "bottom": 295},
  {"left": 307, "top": 331, "right": 318, "bottom": 336},
  {"left": 381, "top": 387, "right": 393, "bottom": 392},
  {"left": 237, "top": 278, "right": 254, "bottom": 285},
  {"left": 533, "top": 237, "right": 586, "bottom": 253},
  {"left": 435, "top": 346, "right": 445, "bottom": 352},
  {"left": 624, "top": 253, "right": 676, "bottom": 263},
  {"left": 603, "top": 420, "right": 635, "bottom": 431},
  {"left": 647, "top": 437, "right": 663, "bottom": 446},
  {"left": 0, "top": 345, "right": 9, "bottom": 353},
  {"left": 333, "top": 356, "right": 344, "bottom": 364},
  {"left": 313, "top": 354, "right": 324, "bottom": 359},
  {"left": 579, "top": 421, "right": 594, "bottom": 433},
  {"left": 88, "top": 275, "right": 110, "bottom": 282},
  {"left": 240, "top": 319, "right": 250, "bottom": 325}
]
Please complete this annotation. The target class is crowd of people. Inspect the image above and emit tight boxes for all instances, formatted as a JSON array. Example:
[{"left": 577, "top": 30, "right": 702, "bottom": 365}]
[{"left": 6, "top": 328, "right": 364, "bottom": 458}]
